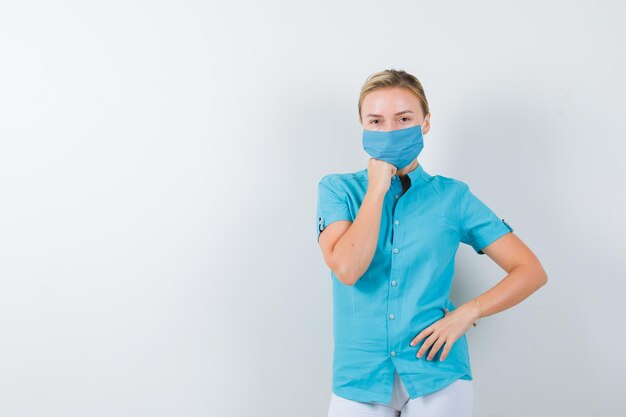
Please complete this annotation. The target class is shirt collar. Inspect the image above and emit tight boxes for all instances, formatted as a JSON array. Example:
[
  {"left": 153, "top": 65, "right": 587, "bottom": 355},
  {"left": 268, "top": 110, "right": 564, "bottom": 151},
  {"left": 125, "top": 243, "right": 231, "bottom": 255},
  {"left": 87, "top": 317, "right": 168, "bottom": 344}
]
[{"left": 405, "top": 162, "right": 428, "bottom": 183}]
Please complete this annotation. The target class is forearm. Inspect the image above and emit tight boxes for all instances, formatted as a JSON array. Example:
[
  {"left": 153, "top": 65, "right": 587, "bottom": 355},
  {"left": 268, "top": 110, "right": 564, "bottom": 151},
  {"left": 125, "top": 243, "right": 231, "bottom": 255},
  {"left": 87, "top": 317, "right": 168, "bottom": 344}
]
[
  {"left": 460, "top": 262, "right": 548, "bottom": 322},
  {"left": 331, "top": 190, "right": 385, "bottom": 284}
]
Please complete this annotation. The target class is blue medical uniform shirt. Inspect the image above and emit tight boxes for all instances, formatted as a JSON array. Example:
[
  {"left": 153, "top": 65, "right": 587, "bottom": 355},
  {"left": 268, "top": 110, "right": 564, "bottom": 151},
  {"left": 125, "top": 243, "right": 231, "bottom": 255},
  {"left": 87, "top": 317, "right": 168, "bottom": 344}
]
[{"left": 316, "top": 162, "right": 514, "bottom": 404}]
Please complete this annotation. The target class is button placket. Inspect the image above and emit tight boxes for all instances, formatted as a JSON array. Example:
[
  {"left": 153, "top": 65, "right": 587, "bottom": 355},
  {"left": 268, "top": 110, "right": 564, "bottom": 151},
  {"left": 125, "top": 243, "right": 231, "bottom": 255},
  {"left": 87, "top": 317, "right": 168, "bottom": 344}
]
[{"left": 388, "top": 189, "right": 403, "bottom": 358}]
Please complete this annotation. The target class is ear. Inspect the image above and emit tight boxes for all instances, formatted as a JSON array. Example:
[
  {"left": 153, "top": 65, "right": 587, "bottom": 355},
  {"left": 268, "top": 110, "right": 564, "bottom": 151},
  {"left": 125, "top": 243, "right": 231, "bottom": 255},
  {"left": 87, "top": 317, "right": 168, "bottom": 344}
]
[{"left": 422, "top": 112, "right": 431, "bottom": 135}]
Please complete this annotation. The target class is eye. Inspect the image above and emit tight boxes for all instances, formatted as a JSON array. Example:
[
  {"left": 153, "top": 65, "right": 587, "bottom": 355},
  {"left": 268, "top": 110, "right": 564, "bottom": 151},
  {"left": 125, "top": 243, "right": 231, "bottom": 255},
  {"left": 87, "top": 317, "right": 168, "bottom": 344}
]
[
  {"left": 369, "top": 119, "right": 380, "bottom": 125},
  {"left": 400, "top": 117, "right": 411, "bottom": 122}
]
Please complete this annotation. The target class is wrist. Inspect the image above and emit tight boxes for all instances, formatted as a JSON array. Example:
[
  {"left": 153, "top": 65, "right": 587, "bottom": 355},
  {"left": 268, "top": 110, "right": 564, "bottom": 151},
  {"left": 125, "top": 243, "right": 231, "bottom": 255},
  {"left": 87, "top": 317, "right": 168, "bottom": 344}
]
[{"left": 469, "top": 298, "right": 482, "bottom": 327}]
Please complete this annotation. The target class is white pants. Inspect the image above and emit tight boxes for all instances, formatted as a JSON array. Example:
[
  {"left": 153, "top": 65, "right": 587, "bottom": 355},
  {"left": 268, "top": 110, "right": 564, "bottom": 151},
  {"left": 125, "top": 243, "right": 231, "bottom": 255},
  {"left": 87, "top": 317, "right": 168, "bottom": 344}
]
[{"left": 327, "top": 369, "right": 474, "bottom": 417}]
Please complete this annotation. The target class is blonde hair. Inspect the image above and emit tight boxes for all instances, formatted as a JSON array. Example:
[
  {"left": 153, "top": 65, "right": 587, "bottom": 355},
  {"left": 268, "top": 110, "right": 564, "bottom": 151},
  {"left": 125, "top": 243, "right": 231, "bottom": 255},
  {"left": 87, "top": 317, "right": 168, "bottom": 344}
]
[{"left": 358, "top": 69, "right": 430, "bottom": 123}]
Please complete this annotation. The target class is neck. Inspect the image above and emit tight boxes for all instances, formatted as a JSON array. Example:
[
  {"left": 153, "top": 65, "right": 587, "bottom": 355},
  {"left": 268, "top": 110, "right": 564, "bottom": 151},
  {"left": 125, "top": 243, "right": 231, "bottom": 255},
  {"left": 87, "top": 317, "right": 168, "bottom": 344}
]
[{"left": 397, "top": 159, "right": 419, "bottom": 178}]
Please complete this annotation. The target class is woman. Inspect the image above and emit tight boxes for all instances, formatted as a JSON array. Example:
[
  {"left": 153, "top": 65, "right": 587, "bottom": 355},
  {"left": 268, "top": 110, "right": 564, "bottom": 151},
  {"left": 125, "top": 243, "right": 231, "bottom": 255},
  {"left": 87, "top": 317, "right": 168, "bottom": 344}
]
[{"left": 316, "top": 69, "right": 548, "bottom": 417}]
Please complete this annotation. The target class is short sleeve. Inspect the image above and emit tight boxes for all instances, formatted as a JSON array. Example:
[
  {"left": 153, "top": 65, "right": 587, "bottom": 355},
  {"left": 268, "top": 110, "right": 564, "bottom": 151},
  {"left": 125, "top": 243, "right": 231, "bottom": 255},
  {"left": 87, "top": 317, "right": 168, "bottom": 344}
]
[
  {"left": 316, "top": 176, "right": 352, "bottom": 242},
  {"left": 459, "top": 184, "right": 514, "bottom": 255}
]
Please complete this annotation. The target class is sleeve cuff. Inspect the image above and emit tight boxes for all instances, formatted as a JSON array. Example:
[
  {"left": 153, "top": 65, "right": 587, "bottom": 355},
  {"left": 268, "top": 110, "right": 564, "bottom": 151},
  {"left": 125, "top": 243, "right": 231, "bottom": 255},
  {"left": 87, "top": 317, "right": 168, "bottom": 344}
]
[
  {"left": 471, "top": 219, "right": 514, "bottom": 255},
  {"left": 317, "top": 214, "right": 353, "bottom": 242}
]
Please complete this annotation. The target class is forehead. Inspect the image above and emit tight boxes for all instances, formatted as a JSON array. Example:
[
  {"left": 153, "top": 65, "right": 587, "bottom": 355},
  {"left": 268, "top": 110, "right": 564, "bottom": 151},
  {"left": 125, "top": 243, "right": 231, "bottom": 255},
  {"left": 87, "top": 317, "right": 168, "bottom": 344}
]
[{"left": 362, "top": 87, "right": 420, "bottom": 115}]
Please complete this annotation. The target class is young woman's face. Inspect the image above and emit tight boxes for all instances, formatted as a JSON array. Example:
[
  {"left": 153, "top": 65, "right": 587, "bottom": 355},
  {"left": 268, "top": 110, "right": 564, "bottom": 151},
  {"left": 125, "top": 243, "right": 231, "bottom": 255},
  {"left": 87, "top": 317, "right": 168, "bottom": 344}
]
[{"left": 361, "top": 87, "right": 430, "bottom": 134}]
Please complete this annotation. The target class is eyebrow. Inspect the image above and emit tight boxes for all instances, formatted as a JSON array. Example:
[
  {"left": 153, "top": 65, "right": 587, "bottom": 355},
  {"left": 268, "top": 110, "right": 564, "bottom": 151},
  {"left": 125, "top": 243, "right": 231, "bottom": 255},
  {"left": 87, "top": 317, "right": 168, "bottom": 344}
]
[{"left": 364, "top": 110, "right": 415, "bottom": 118}]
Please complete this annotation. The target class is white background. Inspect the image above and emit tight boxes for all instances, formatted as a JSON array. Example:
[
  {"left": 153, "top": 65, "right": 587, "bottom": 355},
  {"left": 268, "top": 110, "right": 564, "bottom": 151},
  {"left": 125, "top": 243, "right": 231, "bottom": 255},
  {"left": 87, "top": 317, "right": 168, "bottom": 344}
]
[{"left": 1, "top": 1, "right": 624, "bottom": 416}]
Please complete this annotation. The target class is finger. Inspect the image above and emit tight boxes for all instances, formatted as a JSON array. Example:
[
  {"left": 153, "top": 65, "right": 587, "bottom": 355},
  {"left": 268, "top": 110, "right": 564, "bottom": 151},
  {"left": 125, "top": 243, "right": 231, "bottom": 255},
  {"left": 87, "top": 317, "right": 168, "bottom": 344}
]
[
  {"left": 440, "top": 341, "right": 452, "bottom": 361},
  {"left": 416, "top": 333, "right": 438, "bottom": 358},
  {"left": 410, "top": 326, "right": 434, "bottom": 347},
  {"left": 427, "top": 338, "right": 446, "bottom": 361}
]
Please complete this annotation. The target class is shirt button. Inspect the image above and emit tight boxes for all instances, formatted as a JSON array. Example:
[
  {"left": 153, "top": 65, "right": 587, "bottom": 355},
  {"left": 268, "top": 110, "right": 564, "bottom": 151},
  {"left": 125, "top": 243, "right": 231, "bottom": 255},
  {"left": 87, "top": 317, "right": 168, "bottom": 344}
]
[
  {"left": 394, "top": 219, "right": 400, "bottom": 225},
  {"left": 391, "top": 280, "right": 397, "bottom": 286},
  {"left": 395, "top": 194, "right": 400, "bottom": 199},
  {"left": 390, "top": 351, "right": 396, "bottom": 357},
  {"left": 389, "top": 314, "right": 395, "bottom": 320},
  {"left": 393, "top": 248, "right": 399, "bottom": 254}
]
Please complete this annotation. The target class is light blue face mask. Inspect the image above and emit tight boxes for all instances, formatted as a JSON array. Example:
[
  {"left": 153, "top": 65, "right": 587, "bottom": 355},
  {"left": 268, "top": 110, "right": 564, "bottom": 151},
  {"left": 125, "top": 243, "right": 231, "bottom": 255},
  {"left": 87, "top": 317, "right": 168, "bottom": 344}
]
[{"left": 362, "top": 122, "right": 425, "bottom": 169}]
